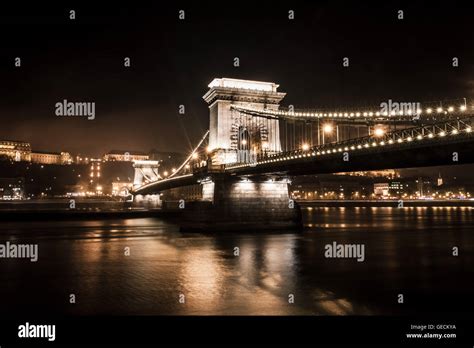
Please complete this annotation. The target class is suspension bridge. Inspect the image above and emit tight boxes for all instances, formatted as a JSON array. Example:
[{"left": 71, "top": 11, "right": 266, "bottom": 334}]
[{"left": 132, "top": 78, "right": 474, "bottom": 231}]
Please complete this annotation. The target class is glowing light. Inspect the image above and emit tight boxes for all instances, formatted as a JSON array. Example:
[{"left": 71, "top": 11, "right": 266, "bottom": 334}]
[
  {"left": 208, "top": 78, "right": 276, "bottom": 92},
  {"left": 426, "top": 108, "right": 432, "bottom": 114},
  {"left": 323, "top": 124, "right": 333, "bottom": 133},
  {"left": 439, "top": 131, "right": 446, "bottom": 137},
  {"left": 466, "top": 127, "right": 472, "bottom": 133},
  {"left": 163, "top": 171, "right": 169, "bottom": 176},
  {"left": 241, "top": 139, "right": 247, "bottom": 145},
  {"left": 436, "top": 107, "right": 443, "bottom": 113},
  {"left": 448, "top": 106, "right": 454, "bottom": 112},
  {"left": 262, "top": 141, "right": 269, "bottom": 149},
  {"left": 301, "top": 143, "right": 310, "bottom": 151},
  {"left": 374, "top": 128, "right": 385, "bottom": 137},
  {"left": 460, "top": 105, "right": 467, "bottom": 111},
  {"left": 192, "top": 153, "right": 198, "bottom": 159}
]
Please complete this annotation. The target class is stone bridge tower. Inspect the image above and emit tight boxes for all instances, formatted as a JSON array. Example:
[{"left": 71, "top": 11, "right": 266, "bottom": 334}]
[{"left": 203, "top": 78, "right": 286, "bottom": 165}]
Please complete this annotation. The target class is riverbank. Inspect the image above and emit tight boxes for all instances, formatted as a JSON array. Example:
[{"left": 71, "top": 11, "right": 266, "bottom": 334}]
[
  {"left": 0, "top": 199, "right": 170, "bottom": 221},
  {"left": 299, "top": 199, "right": 474, "bottom": 207},
  {"left": 0, "top": 198, "right": 473, "bottom": 222}
]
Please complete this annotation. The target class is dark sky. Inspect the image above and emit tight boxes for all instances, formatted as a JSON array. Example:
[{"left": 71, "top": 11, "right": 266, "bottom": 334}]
[{"left": 1, "top": 1, "right": 473, "bottom": 156}]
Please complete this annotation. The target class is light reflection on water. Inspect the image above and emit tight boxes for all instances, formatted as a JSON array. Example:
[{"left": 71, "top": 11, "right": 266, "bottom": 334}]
[{"left": 0, "top": 208, "right": 473, "bottom": 315}]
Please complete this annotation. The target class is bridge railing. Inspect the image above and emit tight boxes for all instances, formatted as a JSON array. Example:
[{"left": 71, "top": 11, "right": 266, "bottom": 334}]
[{"left": 224, "top": 116, "right": 474, "bottom": 170}]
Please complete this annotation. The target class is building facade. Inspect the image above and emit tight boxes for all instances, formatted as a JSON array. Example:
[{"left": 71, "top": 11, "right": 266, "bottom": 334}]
[
  {"left": 0, "top": 140, "right": 31, "bottom": 161},
  {"left": 30, "top": 151, "right": 72, "bottom": 165},
  {"left": 374, "top": 183, "right": 390, "bottom": 196},
  {"left": 104, "top": 151, "right": 149, "bottom": 162}
]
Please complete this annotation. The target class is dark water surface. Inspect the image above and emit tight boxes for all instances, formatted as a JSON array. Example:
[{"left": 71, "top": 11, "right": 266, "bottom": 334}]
[{"left": 1, "top": 207, "right": 473, "bottom": 315}]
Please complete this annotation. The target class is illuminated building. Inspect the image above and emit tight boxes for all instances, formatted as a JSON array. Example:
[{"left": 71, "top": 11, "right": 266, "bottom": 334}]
[
  {"left": 60, "top": 152, "right": 73, "bottom": 164},
  {"left": 88, "top": 159, "right": 104, "bottom": 195},
  {"left": 104, "top": 150, "right": 149, "bottom": 162},
  {"left": 437, "top": 172, "right": 443, "bottom": 187},
  {"left": 30, "top": 151, "right": 61, "bottom": 164},
  {"left": 389, "top": 181, "right": 405, "bottom": 195},
  {"left": 336, "top": 169, "right": 399, "bottom": 178},
  {"left": 0, "top": 140, "right": 31, "bottom": 161},
  {"left": 373, "top": 183, "right": 390, "bottom": 196},
  {"left": 30, "top": 151, "right": 72, "bottom": 165}
]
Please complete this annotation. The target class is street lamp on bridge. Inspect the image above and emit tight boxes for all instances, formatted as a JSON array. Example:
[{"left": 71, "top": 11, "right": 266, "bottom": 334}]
[
  {"left": 322, "top": 123, "right": 339, "bottom": 144},
  {"left": 374, "top": 127, "right": 385, "bottom": 137},
  {"left": 323, "top": 123, "right": 333, "bottom": 133}
]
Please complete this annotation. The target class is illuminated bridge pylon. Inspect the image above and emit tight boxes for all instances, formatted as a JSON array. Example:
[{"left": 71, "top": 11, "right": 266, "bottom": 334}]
[
  {"left": 133, "top": 160, "right": 160, "bottom": 189},
  {"left": 203, "top": 78, "right": 285, "bottom": 165}
]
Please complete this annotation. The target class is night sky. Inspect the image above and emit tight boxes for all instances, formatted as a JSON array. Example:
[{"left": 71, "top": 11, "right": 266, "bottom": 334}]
[{"left": 1, "top": 1, "right": 473, "bottom": 157}]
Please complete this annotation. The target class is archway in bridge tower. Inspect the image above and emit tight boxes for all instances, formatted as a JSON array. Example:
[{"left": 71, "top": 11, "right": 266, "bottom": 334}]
[
  {"left": 233, "top": 117, "right": 269, "bottom": 155},
  {"left": 250, "top": 129, "right": 263, "bottom": 153},
  {"left": 238, "top": 127, "right": 251, "bottom": 151}
]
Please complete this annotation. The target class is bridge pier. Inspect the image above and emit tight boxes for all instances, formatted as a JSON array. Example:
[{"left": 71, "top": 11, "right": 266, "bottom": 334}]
[{"left": 179, "top": 174, "right": 302, "bottom": 232}]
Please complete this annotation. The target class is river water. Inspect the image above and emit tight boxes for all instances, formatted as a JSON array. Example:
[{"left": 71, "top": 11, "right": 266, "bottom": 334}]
[{"left": 1, "top": 206, "right": 473, "bottom": 316}]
